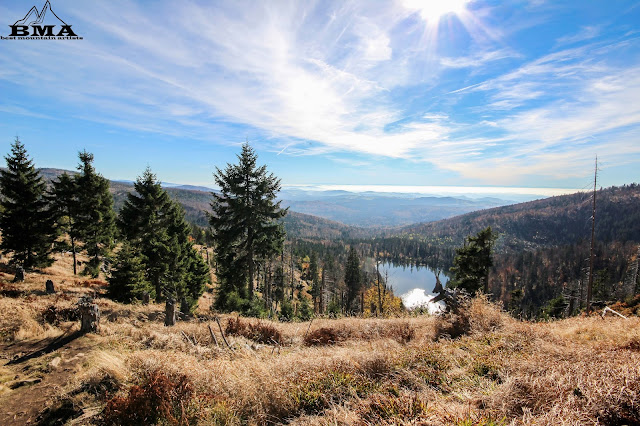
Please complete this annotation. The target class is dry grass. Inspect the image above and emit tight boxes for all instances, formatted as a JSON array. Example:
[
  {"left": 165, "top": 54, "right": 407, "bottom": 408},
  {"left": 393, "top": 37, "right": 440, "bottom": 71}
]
[{"left": 1, "top": 259, "right": 640, "bottom": 425}]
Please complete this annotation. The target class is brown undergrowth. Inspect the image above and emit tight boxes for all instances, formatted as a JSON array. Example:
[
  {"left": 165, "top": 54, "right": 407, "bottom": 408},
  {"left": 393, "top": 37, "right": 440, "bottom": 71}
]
[{"left": 1, "top": 258, "right": 639, "bottom": 425}]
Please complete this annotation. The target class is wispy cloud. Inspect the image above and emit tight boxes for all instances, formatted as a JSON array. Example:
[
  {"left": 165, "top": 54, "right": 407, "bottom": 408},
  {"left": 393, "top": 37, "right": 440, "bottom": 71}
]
[
  {"left": 440, "top": 48, "right": 520, "bottom": 68},
  {"left": 556, "top": 25, "right": 602, "bottom": 45},
  {"left": 1, "top": 0, "right": 639, "bottom": 186}
]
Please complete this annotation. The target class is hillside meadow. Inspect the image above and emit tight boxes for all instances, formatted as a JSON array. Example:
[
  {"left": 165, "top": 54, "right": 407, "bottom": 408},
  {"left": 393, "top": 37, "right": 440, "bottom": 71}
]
[{"left": 0, "top": 253, "right": 639, "bottom": 425}]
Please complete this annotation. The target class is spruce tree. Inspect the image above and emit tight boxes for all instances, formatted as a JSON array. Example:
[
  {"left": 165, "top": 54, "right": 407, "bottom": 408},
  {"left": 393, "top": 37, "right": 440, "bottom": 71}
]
[
  {"left": 118, "top": 168, "right": 209, "bottom": 306},
  {"left": 210, "top": 143, "right": 287, "bottom": 312},
  {"left": 450, "top": 226, "right": 496, "bottom": 294},
  {"left": 107, "top": 242, "right": 150, "bottom": 302},
  {"left": 0, "top": 138, "right": 56, "bottom": 270},
  {"left": 50, "top": 172, "right": 81, "bottom": 274},
  {"left": 75, "top": 151, "right": 116, "bottom": 277},
  {"left": 344, "top": 246, "right": 362, "bottom": 313},
  {"left": 119, "top": 168, "right": 173, "bottom": 300}
]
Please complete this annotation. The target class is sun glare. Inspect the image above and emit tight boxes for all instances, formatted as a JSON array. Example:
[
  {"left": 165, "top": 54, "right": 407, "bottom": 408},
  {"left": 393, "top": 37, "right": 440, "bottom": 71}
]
[{"left": 403, "top": 0, "right": 470, "bottom": 21}]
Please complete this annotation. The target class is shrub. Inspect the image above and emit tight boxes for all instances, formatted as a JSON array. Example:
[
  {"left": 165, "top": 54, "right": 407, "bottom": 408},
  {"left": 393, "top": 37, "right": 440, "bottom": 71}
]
[
  {"left": 434, "top": 310, "right": 471, "bottom": 339},
  {"left": 244, "top": 297, "right": 269, "bottom": 318},
  {"left": 296, "top": 295, "right": 313, "bottom": 321},
  {"left": 304, "top": 326, "right": 347, "bottom": 346},
  {"left": 280, "top": 298, "right": 294, "bottom": 321},
  {"left": 41, "top": 304, "right": 79, "bottom": 325},
  {"left": 102, "top": 369, "right": 193, "bottom": 425},
  {"left": 225, "top": 317, "right": 284, "bottom": 345},
  {"left": 434, "top": 296, "right": 505, "bottom": 339},
  {"left": 386, "top": 321, "right": 415, "bottom": 344}
]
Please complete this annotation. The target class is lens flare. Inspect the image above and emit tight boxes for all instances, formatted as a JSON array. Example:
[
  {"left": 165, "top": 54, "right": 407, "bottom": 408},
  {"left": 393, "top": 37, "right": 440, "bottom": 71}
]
[{"left": 402, "top": 0, "right": 470, "bottom": 21}]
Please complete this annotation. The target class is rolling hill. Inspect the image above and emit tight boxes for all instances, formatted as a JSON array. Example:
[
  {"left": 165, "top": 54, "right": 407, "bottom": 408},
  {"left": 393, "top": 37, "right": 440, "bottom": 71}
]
[{"left": 394, "top": 184, "right": 640, "bottom": 250}]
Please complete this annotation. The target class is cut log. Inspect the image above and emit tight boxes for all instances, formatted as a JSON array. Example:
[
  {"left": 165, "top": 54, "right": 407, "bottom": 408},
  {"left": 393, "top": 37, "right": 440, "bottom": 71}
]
[{"left": 78, "top": 298, "right": 100, "bottom": 333}]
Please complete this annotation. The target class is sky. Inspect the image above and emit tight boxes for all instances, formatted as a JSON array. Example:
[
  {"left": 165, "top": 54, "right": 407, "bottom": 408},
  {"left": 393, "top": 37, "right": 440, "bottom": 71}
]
[{"left": 1, "top": 0, "right": 639, "bottom": 192}]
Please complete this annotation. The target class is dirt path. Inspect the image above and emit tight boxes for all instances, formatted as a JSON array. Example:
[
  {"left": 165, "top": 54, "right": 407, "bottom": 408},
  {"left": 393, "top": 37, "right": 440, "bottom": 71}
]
[{"left": 0, "top": 331, "right": 98, "bottom": 425}]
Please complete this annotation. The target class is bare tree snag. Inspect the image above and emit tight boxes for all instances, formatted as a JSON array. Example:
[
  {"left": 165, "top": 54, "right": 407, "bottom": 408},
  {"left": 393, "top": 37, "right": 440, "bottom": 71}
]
[{"left": 165, "top": 298, "right": 176, "bottom": 326}]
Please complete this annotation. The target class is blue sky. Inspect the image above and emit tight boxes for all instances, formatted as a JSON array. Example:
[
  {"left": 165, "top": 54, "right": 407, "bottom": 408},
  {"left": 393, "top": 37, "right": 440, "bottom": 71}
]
[{"left": 1, "top": 0, "right": 639, "bottom": 191}]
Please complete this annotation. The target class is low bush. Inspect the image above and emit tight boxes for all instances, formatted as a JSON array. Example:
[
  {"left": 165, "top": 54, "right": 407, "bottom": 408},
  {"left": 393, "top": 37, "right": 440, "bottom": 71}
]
[
  {"left": 225, "top": 317, "right": 284, "bottom": 345},
  {"left": 304, "top": 326, "right": 347, "bottom": 346},
  {"left": 102, "top": 369, "right": 193, "bottom": 425},
  {"left": 41, "top": 304, "right": 79, "bottom": 325}
]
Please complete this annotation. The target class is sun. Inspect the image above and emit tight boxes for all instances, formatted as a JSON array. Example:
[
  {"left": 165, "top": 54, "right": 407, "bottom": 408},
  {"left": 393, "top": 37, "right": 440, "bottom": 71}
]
[{"left": 402, "top": 0, "right": 470, "bottom": 21}]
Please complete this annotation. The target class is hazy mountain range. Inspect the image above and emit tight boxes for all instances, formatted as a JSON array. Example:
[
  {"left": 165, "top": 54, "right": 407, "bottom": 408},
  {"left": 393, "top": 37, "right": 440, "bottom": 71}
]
[{"left": 39, "top": 168, "right": 518, "bottom": 229}]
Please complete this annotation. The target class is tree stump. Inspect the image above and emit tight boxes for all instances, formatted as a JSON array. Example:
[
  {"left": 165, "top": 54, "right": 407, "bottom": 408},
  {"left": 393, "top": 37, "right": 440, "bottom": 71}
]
[
  {"left": 45, "top": 279, "right": 55, "bottom": 294},
  {"left": 13, "top": 267, "right": 24, "bottom": 282},
  {"left": 142, "top": 292, "right": 150, "bottom": 305},
  {"left": 78, "top": 297, "right": 100, "bottom": 333},
  {"left": 165, "top": 298, "right": 176, "bottom": 326}
]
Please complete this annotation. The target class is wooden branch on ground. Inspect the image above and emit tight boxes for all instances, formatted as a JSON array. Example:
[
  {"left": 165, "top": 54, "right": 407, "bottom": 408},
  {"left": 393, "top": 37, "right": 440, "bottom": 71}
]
[
  {"left": 303, "top": 318, "right": 314, "bottom": 340},
  {"left": 601, "top": 306, "right": 627, "bottom": 319},
  {"left": 208, "top": 324, "right": 219, "bottom": 347},
  {"left": 181, "top": 331, "right": 195, "bottom": 345},
  {"left": 215, "top": 316, "right": 233, "bottom": 350}
]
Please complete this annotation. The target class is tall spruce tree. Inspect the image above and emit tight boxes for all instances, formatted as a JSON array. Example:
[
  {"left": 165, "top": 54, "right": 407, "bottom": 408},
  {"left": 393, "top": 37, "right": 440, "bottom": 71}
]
[
  {"left": 344, "top": 246, "right": 362, "bottom": 313},
  {"left": 50, "top": 172, "right": 81, "bottom": 274},
  {"left": 118, "top": 168, "right": 209, "bottom": 306},
  {"left": 0, "top": 138, "right": 56, "bottom": 271},
  {"left": 210, "top": 143, "right": 287, "bottom": 312},
  {"left": 450, "top": 226, "right": 496, "bottom": 294},
  {"left": 75, "top": 151, "right": 116, "bottom": 277}
]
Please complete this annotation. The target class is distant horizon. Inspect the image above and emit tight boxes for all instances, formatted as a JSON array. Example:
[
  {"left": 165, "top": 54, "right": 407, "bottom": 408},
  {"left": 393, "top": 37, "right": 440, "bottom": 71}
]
[
  {"left": 36, "top": 166, "right": 584, "bottom": 199},
  {"left": 281, "top": 184, "right": 581, "bottom": 198}
]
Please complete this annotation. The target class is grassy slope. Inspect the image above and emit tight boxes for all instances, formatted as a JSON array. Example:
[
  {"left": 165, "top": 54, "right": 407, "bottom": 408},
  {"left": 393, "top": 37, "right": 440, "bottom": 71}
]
[{"left": 1, "top": 256, "right": 639, "bottom": 425}]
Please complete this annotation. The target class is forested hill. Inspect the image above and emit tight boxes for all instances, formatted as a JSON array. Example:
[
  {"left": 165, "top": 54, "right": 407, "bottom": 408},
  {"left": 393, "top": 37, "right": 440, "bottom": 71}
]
[
  {"left": 39, "top": 168, "right": 212, "bottom": 227},
  {"left": 395, "top": 184, "right": 640, "bottom": 250},
  {"left": 37, "top": 168, "right": 369, "bottom": 238},
  {"left": 282, "top": 211, "right": 373, "bottom": 239}
]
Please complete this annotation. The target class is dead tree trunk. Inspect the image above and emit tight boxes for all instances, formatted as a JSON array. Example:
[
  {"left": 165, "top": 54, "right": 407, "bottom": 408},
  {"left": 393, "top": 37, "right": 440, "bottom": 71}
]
[
  {"left": 165, "top": 298, "right": 176, "bottom": 326},
  {"left": 13, "top": 266, "right": 24, "bottom": 282}
]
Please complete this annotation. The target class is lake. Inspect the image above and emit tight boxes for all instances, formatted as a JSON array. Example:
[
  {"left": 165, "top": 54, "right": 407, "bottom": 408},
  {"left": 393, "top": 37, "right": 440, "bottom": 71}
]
[{"left": 375, "top": 262, "right": 447, "bottom": 312}]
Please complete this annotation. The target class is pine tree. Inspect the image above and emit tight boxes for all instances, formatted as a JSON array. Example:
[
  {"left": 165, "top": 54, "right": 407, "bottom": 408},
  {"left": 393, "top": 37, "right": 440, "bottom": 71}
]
[
  {"left": 107, "top": 242, "right": 150, "bottom": 302},
  {"left": 210, "top": 143, "right": 287, "bottom": 312},
  {"left": 0, "top": 138, "right": 56, "bottom": 270},
  {"left": 50, "top": 172, "right": 81, "bottom": 274},
  {"left": 450, "top": 226, "right": 496, "bottom": 294},
  {"left": 75, "top": 151, "right": 116, "bottom": 277},
  {"left": 118, "top": 168, "right": 209, "bottom": 306},
  {"left": 344, "top": 246, "right": 361, "bottom": 313}
]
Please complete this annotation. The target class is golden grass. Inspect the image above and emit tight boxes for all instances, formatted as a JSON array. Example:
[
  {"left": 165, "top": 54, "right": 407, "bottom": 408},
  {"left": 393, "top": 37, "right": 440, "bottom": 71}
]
[{"left": 1, "top": 259, "right": 640, "bottom": 424}]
